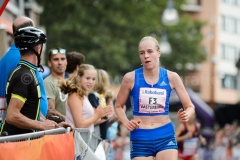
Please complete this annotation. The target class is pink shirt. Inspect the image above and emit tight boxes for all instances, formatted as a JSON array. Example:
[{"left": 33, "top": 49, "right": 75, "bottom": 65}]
[{"left": 65, "top": 96, "right": 94, "bottom": 132}]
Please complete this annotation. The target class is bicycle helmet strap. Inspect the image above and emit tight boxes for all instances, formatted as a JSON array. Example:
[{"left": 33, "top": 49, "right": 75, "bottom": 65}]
[{"left": 31, "top": 45, "right": 44, "bottom": 72}]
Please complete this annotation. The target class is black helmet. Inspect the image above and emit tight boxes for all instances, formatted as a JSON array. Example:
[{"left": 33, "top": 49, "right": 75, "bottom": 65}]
[{"left": 14, "top": 26, "right": 47, "bottom": 50}]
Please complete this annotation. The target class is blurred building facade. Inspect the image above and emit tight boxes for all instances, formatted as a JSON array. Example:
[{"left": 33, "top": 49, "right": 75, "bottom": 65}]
[
  {"left": 0, "top": 0, "right": 43, "bottom": 58},
  {"left": 182, "top": 0, "right": 240, "bottom": 108}
]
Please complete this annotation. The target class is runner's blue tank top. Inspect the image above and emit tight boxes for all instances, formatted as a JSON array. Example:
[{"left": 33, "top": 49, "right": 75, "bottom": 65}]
[{"left": 130, "top": 67, "right": 172, "bottom": 116}]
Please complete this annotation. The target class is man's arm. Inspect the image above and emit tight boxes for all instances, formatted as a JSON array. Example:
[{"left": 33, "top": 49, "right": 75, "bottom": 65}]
[
  {"left": 40, "top": 111, "right": 73, "bottom": 130},
  {"left": 47, "top": 98, "right": 65, "bottom": 121},
  {"left": 44, "top": 78, "right": 66, "bottom": 121},
  {"left": 6, "top": 98, "right": 57, "bottom": 131},
  {"left": 40, "top": 113, "right": 46, "bottom": 122}
]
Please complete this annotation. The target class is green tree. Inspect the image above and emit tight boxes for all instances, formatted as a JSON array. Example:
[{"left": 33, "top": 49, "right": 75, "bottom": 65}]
[
  {"left": 160, "top": 15, "right": 205, "bottom": 76},
  {"left": 37, "top": 0, "right": 205, "bottom": 78}
]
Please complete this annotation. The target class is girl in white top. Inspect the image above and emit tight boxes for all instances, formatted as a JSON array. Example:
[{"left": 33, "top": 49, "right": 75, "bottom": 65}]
[{"left": 59, "top": 64, "right": 112, "bottom": 131}]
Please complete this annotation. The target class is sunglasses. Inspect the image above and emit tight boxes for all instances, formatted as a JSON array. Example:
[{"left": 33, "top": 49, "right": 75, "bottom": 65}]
[{"left": 50, "top": 48, "right": 66, "bottom": 55}]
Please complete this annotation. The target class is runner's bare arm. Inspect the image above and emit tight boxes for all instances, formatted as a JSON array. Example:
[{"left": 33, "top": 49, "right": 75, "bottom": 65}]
[
  {"left": 168, "top": 71, "right": 195, "bottom": 122},
  {"left": 115, "top": 72, "right": 134, "bottom": 125},
  {"left": 115, "top": 72, "right": 140, "bottom": 131}
]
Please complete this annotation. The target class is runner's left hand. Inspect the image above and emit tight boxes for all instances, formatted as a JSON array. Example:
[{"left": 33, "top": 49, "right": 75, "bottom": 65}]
[{"left": 177, "top": 108, "right": 189, "bottom": 123}]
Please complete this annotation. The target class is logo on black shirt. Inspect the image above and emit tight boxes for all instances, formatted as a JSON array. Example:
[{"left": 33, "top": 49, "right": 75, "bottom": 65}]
[{"left": 21, "top": 73, "right": 33, "bottom": 85}]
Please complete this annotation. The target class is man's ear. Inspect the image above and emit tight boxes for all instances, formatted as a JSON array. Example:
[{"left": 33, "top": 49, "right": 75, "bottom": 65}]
[
  {"left": 48, "top": 60, "right": 51, "bottom": 67},
  {"left": 34, "top": 45, "right": 40, "bottom": 53}
]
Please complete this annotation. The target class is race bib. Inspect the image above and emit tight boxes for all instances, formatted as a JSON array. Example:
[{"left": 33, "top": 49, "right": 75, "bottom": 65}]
[
  {"left": 139, "top": 88, "right": 166, "bottom": 113},
  {"left": 183, "top": 137, "right": 198, "bottom": 156},
  {"left": 0, "top": 98, "right": 7, "bottom": 122}
]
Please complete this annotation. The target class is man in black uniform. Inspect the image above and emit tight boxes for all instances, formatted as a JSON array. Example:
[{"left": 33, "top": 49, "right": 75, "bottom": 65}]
[{"left": 0, "top": 27, "right": 61, "bottom": 135}]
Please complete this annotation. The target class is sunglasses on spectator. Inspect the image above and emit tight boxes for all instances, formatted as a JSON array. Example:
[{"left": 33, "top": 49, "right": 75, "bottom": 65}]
[{"left": 50, "top": 48, "right": 66, "bottom": 54}]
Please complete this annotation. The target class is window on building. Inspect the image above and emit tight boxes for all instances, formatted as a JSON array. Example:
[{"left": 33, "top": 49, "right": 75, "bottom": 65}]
[
  {"left": 222, "top": 75, "right": 237, "bottom": 89},
  {"left": 226, "top": 0, "right": 232, "bottom": 4},
  {"left": 221, "top": 16, "right": 226, "bottom": 30},
  {"left": 221, "top": 16, "right": 239, "bottom": 34},
  {"left": 221, "top": 44, "right": 239, "bottom": 62},
  {"left": 228, "top": 18, "right": 235, "bottom": 32},
  {"left": 186, "top": 0, "right": 201, "bottom": 5},
  {"left": 232, "top": 0, "right": 237, "bottom": 4},
  {"left": 223, "top": 0, "right": 240, "bottom": 5},
  {"left": 11, "top": 0, "right": 18, "bottom": 5},
  {"left": 238, "top": 0, "right": 240, "bottom": 5},
  {"left": 238, "top": 20, "right": 240, "bottom": 34},
  {"left": 234, "top": 0, "right": 240, "bottom": 5}
]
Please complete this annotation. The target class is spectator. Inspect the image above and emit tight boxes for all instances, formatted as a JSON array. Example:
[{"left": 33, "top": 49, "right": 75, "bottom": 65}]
[
  {"left": 105, "top": 90, "right": 119, "bottom": 141},
  {"left": 44, "top": 47, "right": 68, "bottom": 121},
  {"left": 230, "top": 120, "right": 240, "bottom": 146},
  {"left": 65, "top": 51, "right": 85, "bottom": 78},
  {"left": 58, "top": 64, "right": 111, "bottom": 130},
  {"left": 105, "top": 90, "right": 122, "bottom": 160},
  {"left": 232, "top": 143, "right": 240, "bottom": 160},
  {"left": 105, "top": 90, "right": 117, "bottom": 129},
  {"left": 113, "top": 111, "right": 130, "bottom": 160},
  {"left": 0, "top": 16, "right": 48, "bottom": 125},
  {"left": 213, "top": 124, "right": 232, "bottom": 160},
  {"left": 0, "top": 27, "right": 58, "bottom": 135},
  {"left": 88, "top": 69, "right": 110, "bottom": 139}
]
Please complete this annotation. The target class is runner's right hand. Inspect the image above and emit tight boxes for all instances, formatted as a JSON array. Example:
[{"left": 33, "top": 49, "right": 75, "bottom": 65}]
[{"left": 123, "top": 119, "right": 141, "bottom": 131}]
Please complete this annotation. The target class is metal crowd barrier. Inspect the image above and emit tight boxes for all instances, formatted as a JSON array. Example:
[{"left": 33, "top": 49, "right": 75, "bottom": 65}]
[
  {"left": 75, "top": 128, "right": 102, "bottom": 152},
  {"left": 0, "top": 127, "right": 68, "bottom": 143},
  {"left": 0, "top": 128, "right": 101, "bottom": 153}
]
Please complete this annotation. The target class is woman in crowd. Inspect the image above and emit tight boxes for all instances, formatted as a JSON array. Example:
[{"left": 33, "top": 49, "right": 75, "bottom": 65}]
[
  {"left": 59, "top": 64, "right": 112, "bottom": 131},
  {"left": 114, "top": 36, "right": 195, "bottom": 160},
  {"left": 88, "top": 69, "right": 111, "bottom": 138}
]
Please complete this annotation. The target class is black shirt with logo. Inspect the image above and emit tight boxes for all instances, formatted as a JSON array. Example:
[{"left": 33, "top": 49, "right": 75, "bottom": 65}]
[{"left": 0, "top": 60, "right": 41, "bottom": 135}]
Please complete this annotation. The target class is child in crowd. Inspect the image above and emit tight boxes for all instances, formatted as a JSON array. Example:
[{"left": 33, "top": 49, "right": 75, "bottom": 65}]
[
  {"left": 59, "top": 64, "right": 111, "bottom": 131},
  {"left": 105, "top": 90, "right": 118, "bottom": 141}
]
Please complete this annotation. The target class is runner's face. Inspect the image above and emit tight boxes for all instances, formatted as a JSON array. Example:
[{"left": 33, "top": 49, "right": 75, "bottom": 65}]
[
  {"left": 48, "top": 53, "right": 67, "bottom": 75},
  {"left": 139, "top": 40, "right": 160, "bottom": 70},
  {"left": 78, "top": 69, "right": 97, "bottom": 91}
]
